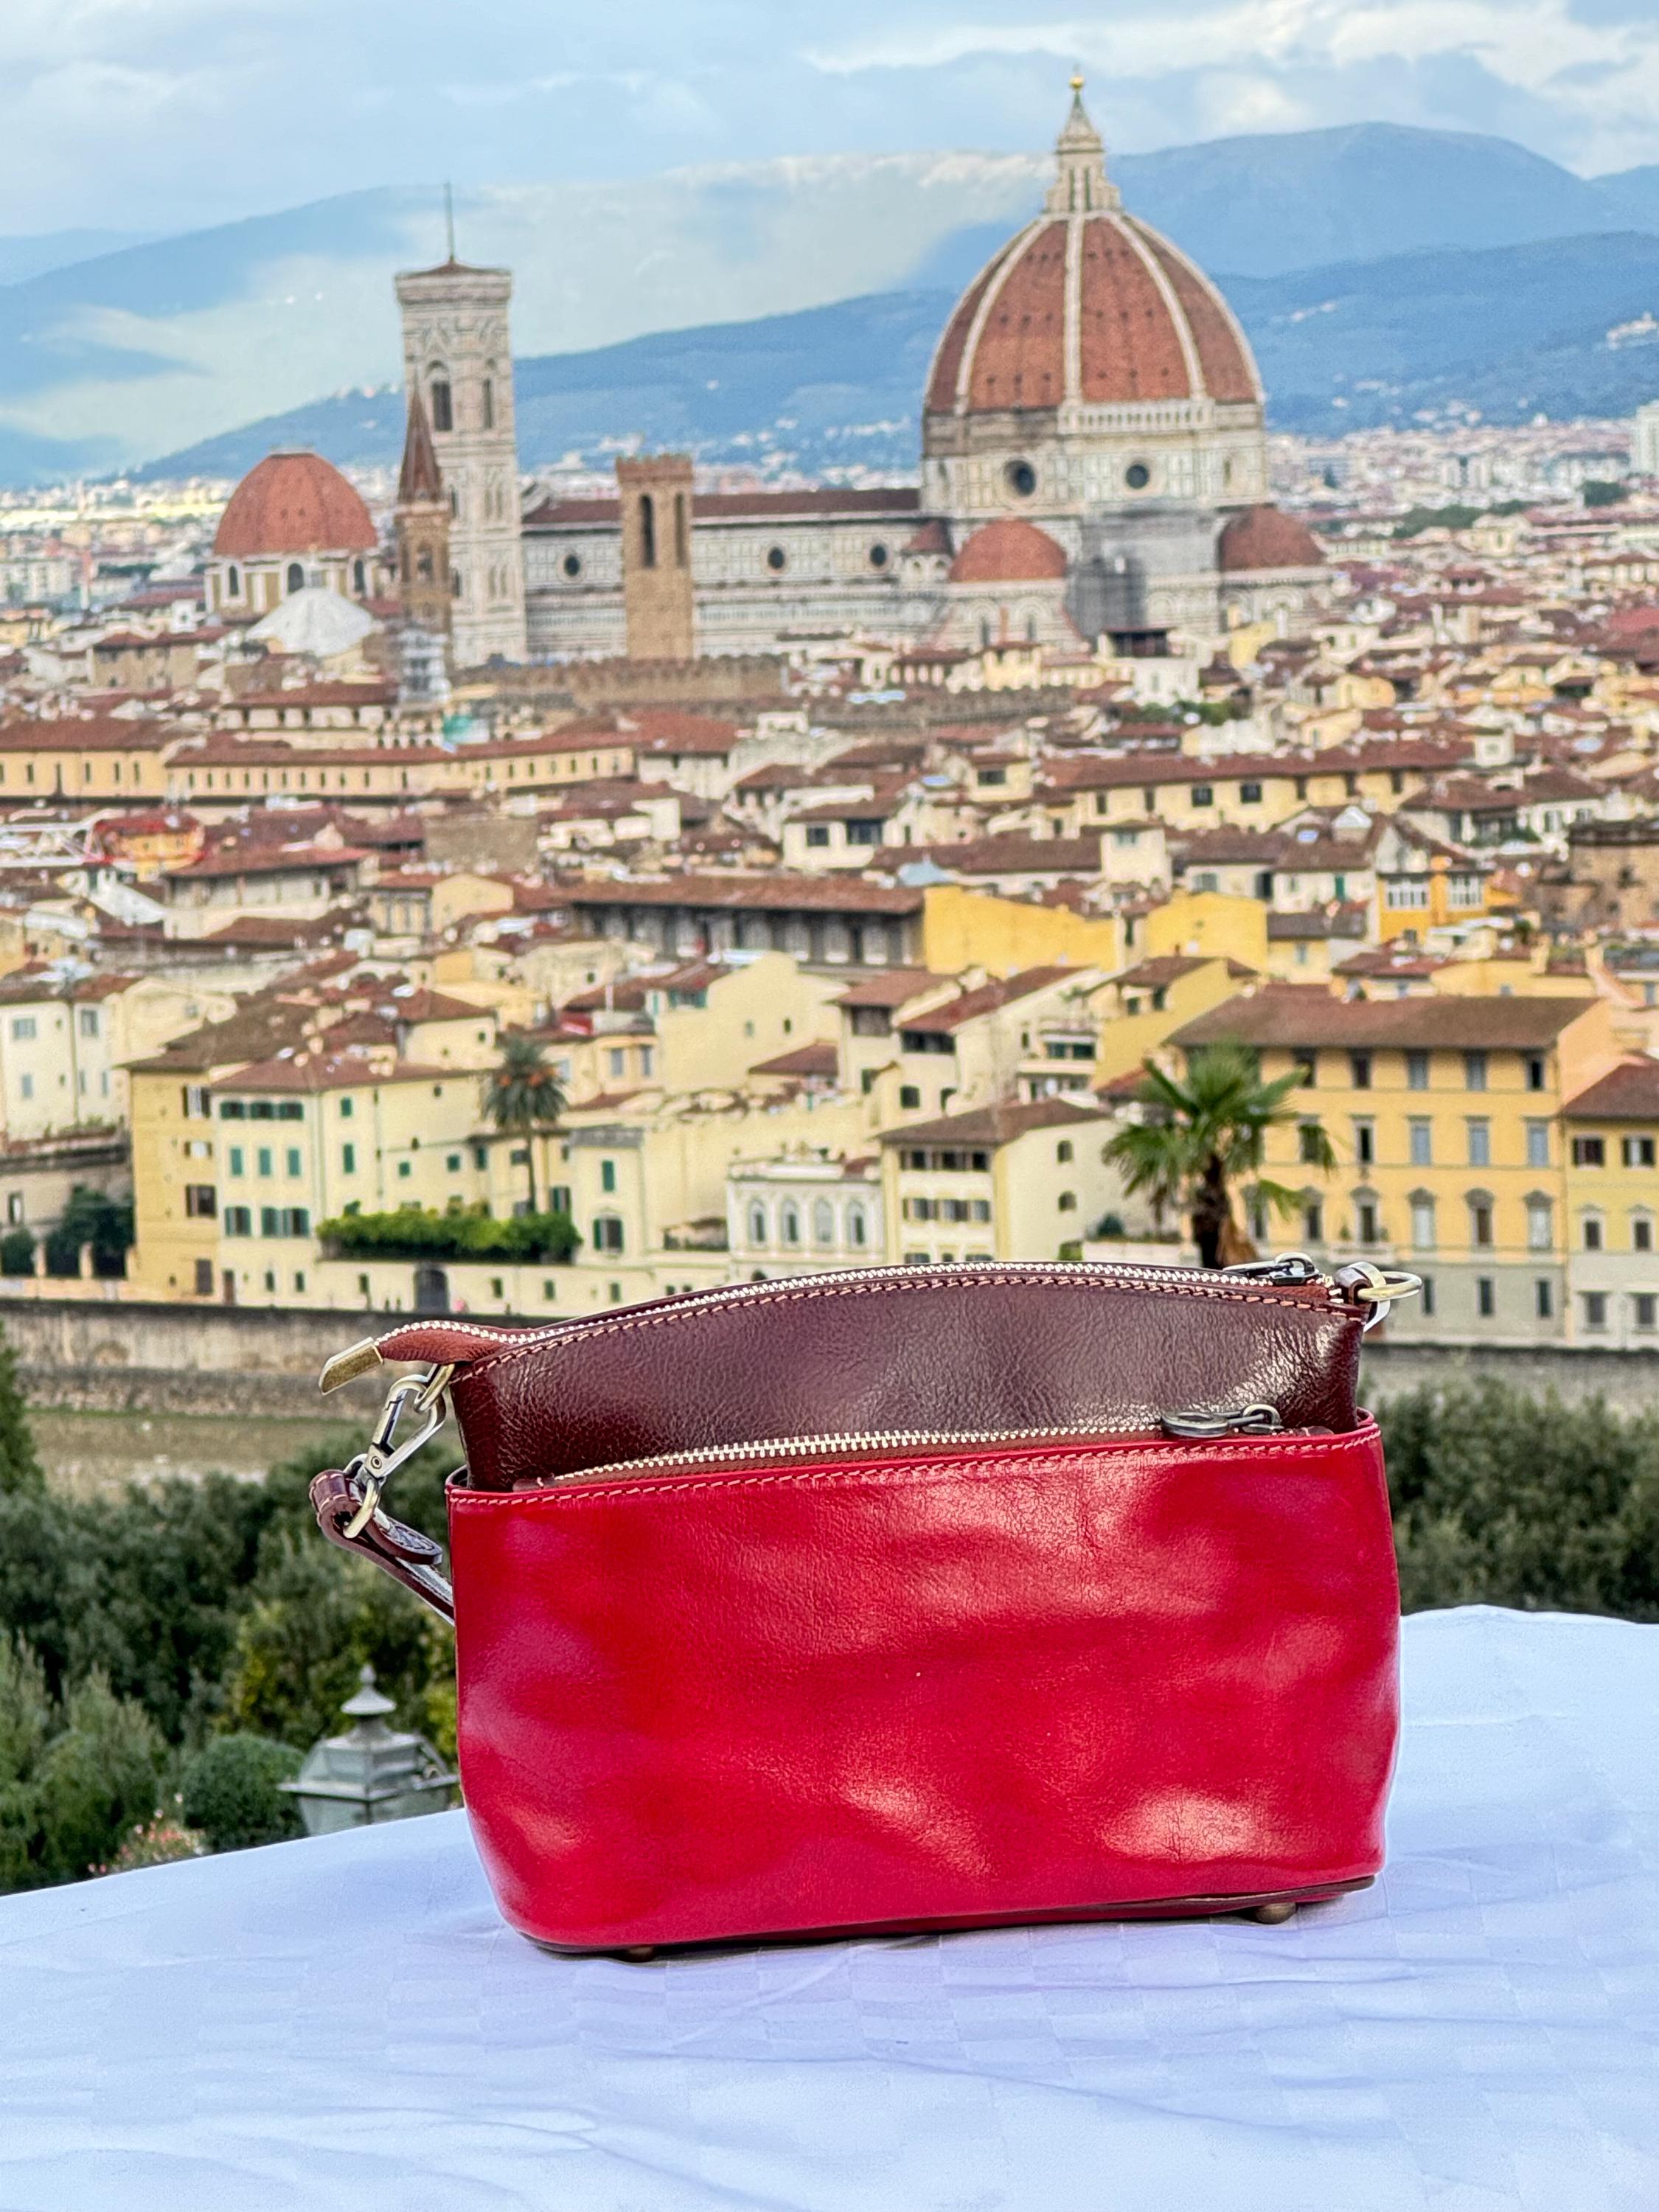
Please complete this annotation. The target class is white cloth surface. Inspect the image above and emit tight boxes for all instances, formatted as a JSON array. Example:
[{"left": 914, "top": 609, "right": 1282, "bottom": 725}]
[{"left": 0, "top": 1605, "right": 1655, "bottom": 2212}]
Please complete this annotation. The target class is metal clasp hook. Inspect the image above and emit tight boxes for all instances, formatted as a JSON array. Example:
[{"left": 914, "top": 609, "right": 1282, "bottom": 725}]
[{"left": 342, "top": 1364, "right": 454, "bottom": 1539}]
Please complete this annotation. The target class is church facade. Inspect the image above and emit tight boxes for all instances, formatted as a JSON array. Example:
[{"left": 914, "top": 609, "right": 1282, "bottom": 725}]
[{"left": 383, "top": 84, "right": 1325, "bottom": 667}]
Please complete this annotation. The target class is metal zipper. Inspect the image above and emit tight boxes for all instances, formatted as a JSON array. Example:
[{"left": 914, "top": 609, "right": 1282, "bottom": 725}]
[{"left": 544, "top": 1403, "right": 1293, "bottom": 1488}]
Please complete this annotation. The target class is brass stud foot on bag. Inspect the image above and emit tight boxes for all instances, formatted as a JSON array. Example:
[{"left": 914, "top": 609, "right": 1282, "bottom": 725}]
[
  {"left": 1250, "top": 1901, "right": 1297, "bottom": 1924},
  {"left": 622, "top": 1946, "right": 660, "bottom": 1962}
]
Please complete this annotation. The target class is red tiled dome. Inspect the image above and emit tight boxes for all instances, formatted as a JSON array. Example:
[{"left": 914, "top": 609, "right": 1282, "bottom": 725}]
[
  {"left": 213, "top": 451, "right": 377, "bottom": 560},
  {"left": 925, "top": 91, "right": 1261, "bottom": 420},
  {"left": 947, "top": 519, "right": 1068, "bottom": 585},
  {"left": 1217, "top": 505, "right": 1326, "bottom": 572}
]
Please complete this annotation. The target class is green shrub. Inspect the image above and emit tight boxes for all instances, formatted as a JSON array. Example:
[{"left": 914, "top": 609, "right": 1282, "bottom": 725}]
[
  {"left": 317, "top": 1203, "right": 579, "bottom": 1265},
  {"left": 0, "top": 1228, "right": 34, "bottom": 1278},
  {"left": 32, "top": 1672, "right": 161, "bottom": 1885},
  {"left": 181, "top": 1733, "right": 302, "bottom": 1851},
  {"left": 44, "top": 1187, "right": 133, "bottom": 1280}
]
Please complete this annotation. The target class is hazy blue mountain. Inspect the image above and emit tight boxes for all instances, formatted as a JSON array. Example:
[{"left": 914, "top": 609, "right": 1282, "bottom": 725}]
[
  {"left": 137, "top": 230, "right": 1659, "bottom": 481},
  {"left": 0, "top": 230, "right": 153, "bottom": 288},
  {"left": 13, "top": 124, "right": 1659, "bottom": 485}
]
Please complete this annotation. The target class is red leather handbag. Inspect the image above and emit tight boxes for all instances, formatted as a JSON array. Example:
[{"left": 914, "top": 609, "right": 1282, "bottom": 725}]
[{"left": 313, "top": 1256, "right": 1413, "bottom": 1954}]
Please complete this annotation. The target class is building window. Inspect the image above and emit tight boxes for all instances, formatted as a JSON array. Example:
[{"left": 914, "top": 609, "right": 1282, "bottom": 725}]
[
  {"left": 748, "top": 1201, "right": 767, "bottom": 1246},
  {"left": 1635, "top": 1293, "right": 1658, "bottom": 1333},
  {"left": 1583, "top": 1215, "right": 1604, "bottom": 1252},
  {"left": 805, "top": 824, "right": 830, "bottom": 848},
  {"left": 1352, "top": 1119, "right": 1375, "bottom": 1167},
  {"left": 1302, "top": 1200, "right": 1323, "bottom": 1244},
  {"left": 285, "top": 561, "right": 304, "bottom": 594},
  {"left": 1298, "top": 1121, "right": 1326, "bottom": 1164},
  {"left": 226, "top": 565, "right": 241, "bottom": 598},
  {"left": 638, "top": 492, "right": 656, "bottom": 567},
  {"left": 1477, "top": 1277, "right": 1495, "bottom": 1319},
  {"left": 10, "top": 1018, "right": 34, "bottom": 1042},
  {"left": 1467, "top": 1119, "right": 1491, "bottom": 1168},
  {"left": 1526, "top": 1121, "right": 1550, "bottom": 1169},
  {"left": 1355, "top": 1197, "right": 1380, "bottom": 1245},
  {"left": 430, "top": 375, "right": 453, "bottom": 431},
  {"left": 1406, "top": 1051, "right": 1430, "bottom": 1091},
  {"left": 78, "top": 1009, "right": 98, "bottom": 1037},
  {"left": 765, "top": 546, "right": 787, "bottom": 573},
  {"left": 900, "top": 1086, "right": 921, "bottom": 1110},
  {"left": 1349, "top": 1053, "right": 1372, "bottom": 1090},
  {"left": 1583, "top": 1291, "right": 1609, "bottom": 1331},
  {"left": 562, "top": 552, "right": 582, "bottom": 580},
  {"left": 1293, "top": 1051, "right": 1317, "bottom": 1088},
  {"left": 342, "top": 1144, "right": 356, "bottom": 1175},
  {"left": 813, "top": 1199, "right": 835, "bottom": 1245},
  {"left": 1058, "top": 1191, "right": 1078, "bottom": 1213},
  {"left": 1464, "top": 1051, "right": 1488, "bottom": 1091},
  {"left": 847, "top": 1205, "right": 867, "bottom": 1248},
  {"left": 1526, "top": 1198, "right": 1553, "bottom": 1252},
  {"left": 1006, "top": 459, "right": 1037, "bottom": 498},
  {"left": 1240, "top": 781, "right": 1262, "bottom": 804},
  {"left": 1634, "top": 1214, "right": 1654, "bottom": 1253},
  {"left": 1468, "top": 1195, "right": 1494, "bottom": 1248},
  {"left": 481, "top": 376, "right": 495, "bottom": 430},
  {"left": 599, "top": 1159, "right": 616, "bottom": 1194},
  {"left": 1408, "top": 1118, "right": 1433, "bottom": 1166},
  {"left": 1525, "top": 1054, "right": 1546, "bottom": 1092},
  {"left": 1191, "top": 785, "right": 1214, "bottom": 809},
  {"left": 1410, "top": 1194, "right": 1436, "bottom": 1249},
  {"left": 184, "top": 1185, "right": 216, "bottom": 1219},
  {"left": 1622, "top": 1135, "right": 1656, "bottom": 1168},
  {"left": 591, "top": 1215, "right": 625, "bottom": 1253},
  {"left": 286, "top": 1148, "right": 302, "bottom": 1178},
  {"left": 194, "top": 1259, "right": 214, "bottom": 1295},
  {"left": 1571, "top": 1135, "right": 1606, "bottom": 1167},
  {"left": 1057, "top": 1140, "right": 1074, "bottom": 1164},
  {"left": 1536, "top": 1280, "right": 1554, "bottom": 1321},
  {"left": 223, "top": 1207, "right": 251, "bottom": 1236},
  {"left": 781, "top": 1203, "right": 800, "bottom": 1246},
  {"left": 1420, "top": 1275, "right": 1436, "bottom": 1318}
]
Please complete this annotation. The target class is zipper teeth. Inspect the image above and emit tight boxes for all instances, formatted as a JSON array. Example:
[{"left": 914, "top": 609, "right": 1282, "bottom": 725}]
[
  {"left": 425, "top": 1258, "right": 1337, "bottom": 1361},
  {"left": 557, "top": 1420, "right": 1250, "bottom": 1486}
]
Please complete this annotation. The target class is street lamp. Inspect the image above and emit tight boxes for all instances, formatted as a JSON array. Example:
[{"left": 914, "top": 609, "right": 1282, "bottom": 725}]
[{"left": 280, "top": 1663, "right": 456, "bottom": 1836}]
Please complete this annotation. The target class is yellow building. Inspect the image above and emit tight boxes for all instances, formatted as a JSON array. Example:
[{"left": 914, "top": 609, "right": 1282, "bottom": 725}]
[
  {"left": 0, "top": 718, "right": 173, "bottom": 801},
  {"left": 879, "top": 1097, "right": 1118, "bottom": 1265},
  {"left": 919, "top": 883, "right": 1121, "bottom": 977},
  {"left": 1169, "top": 988, "right": 1621, "bottom": 1345},
  {"left": 1559, "top": 1060, "right": 1659, "bottom": 1349},
  {"left": 1089, "top": 954, "right": 1258, "bottom": 1084}
]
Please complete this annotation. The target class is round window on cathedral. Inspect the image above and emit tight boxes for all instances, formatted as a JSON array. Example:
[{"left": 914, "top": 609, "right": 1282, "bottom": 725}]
[
  {"left": 1005, "top": 459, "right": 1037, "bottom": 498},
  {"left": 562, "top": 553, "right": 582, "bottom": 580},
  {"left": 1125, "top": 462, "right": 1152, "bottom": 491},
  {"left": 869, "top": 543, "right": 888, "bottom": 569},
  {"left": 766, "top": 545, "right": 787, "bottom": 573}
]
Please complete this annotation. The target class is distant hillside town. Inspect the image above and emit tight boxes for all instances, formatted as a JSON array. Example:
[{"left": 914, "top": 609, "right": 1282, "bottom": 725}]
[{"left": 0, "top": 91, "right": 1658, "bottom": 1349}]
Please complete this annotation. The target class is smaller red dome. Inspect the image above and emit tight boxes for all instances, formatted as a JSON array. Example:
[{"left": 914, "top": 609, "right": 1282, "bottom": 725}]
[
  {"left": 948, "top": 518, "right": 1067, "bottom": 585},
  {"left": 213, "top": 451, "right": 378, "bottom": 560},
  {"left": 1218, "top": 506, "right": 1325, "bottom": 573}
]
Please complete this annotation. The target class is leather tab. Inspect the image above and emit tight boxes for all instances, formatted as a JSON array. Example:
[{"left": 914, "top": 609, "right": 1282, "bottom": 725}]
[{"left": 310, "top": 1467, "right": 455, "bottom": 1624}]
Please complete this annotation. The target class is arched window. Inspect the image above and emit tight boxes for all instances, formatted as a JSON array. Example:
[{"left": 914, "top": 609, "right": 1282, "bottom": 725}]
[
  {"left": 1057, "top": 1191, "right": 1077, "bottom": 1212},
  {"left": 846, "top": 1205, "right": 866, "bottom": 1248},
  {"left": 451, "top": 567, "right": 463, "bottom": 598},
  {"left": 674, "top": 491, "right": 689, "bottom": 568},
  {"left": 1582, "top": 1211, "right": 1604, "bottom": 1253},
  {"left": 430, "top": 373, "right": 453, "bottom": 433},
  {"left": 416, "top": 548, "right": 434, "bottom": 582},
  {"left": 813, "top": 1198, "right": 835, "bottom": 1245},
  {"left": 226, "top": 564, "right": 241, "bottom": 598},
  {"left": 747, "top": 1201, "right": 768, "bottom": 1247},
  {"left": 1409, "top": 1191, "right": 1436, "bottom": 1250},
  {"left": 1056, "top": 1140, "right": 1073, "bottom": 1164},
  {"left": 1467, "top": 1191, "right": 1495, "bottom": 1249},
  {"left": 1526, "top": 1194, "right": 1554, "bottom": 1252},
  {"left": 285, "top": 562, "right": 304, "bottom": 594},
  {"left": 481, "top": 374, "right": 495, "bottom": 431},
  {"left": 639, "top": 493, "right": 657, "bottom": 568},
  {"left": 781, "top": 1202, "right": 800, "bottom": 1246},
  {"left": 352, "top": 558, "right": 366, "bottom": 595}
]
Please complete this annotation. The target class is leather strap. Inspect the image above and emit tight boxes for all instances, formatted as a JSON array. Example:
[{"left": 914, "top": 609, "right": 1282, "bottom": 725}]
[{"left": 310, "top": 1467, "right": 456, "bottom": 1625}]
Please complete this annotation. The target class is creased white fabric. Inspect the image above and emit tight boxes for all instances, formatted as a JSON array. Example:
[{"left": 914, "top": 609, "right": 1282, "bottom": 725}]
[{"left": 0, "top": 1607, "right": 1655, "bottom": 2212}]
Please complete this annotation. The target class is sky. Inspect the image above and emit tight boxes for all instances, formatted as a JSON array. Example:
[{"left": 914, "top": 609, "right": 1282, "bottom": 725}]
[{"left": 8, "top": 0, "right": 1659, "bottom": 238}]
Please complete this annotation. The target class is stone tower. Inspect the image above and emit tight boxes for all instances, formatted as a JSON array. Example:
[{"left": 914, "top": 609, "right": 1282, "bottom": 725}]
[
  {"left": 616, "top": 453, "right": 695, "bottom": 661},
  {"left": 393, "top": 390, "right": 451, "bottom": 636},
  {"left": 394, "top": 254, "right": 527, "bottom": 665}
]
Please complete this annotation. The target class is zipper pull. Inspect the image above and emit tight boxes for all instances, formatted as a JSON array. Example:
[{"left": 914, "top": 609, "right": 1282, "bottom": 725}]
[
  {"left": 1160, "top": 1402, "right": 1285, "bottom": 1440},
  {"left": 1221, "top": 1251, "right": 1323, "bottom": 1287}
]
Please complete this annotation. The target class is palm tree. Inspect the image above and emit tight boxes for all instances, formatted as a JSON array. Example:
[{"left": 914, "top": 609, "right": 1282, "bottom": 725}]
[
  {"left": 480, "top": 1034, "right": 567, "bottom": 1216},
  {"left": 1105, "top": 1044, "right": 1335, "bottom": 1269}
]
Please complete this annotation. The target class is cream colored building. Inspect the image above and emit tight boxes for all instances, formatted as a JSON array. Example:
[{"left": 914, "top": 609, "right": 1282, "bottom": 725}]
[{"left": 880, "top": 1097, "right": 1119, "bottom": 1265}]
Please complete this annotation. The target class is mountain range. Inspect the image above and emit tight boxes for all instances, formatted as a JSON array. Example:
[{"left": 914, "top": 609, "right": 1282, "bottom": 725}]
[{"left": 10, "top": 122, "right": 1659, "bottom": 484}]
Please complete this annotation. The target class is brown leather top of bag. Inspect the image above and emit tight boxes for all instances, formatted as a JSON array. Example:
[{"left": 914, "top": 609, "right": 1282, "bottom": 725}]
[{"left": 374, "top": 1265, "right": 1363, "bottom": 1489}]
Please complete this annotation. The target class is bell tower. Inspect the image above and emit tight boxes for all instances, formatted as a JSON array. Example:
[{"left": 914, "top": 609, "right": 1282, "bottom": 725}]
[
  {"left": 394, "top": 237, "right": 527, "bottom": 665},
  {"left": 616, "top": 453, "right": 695, "bottom": 661}
]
